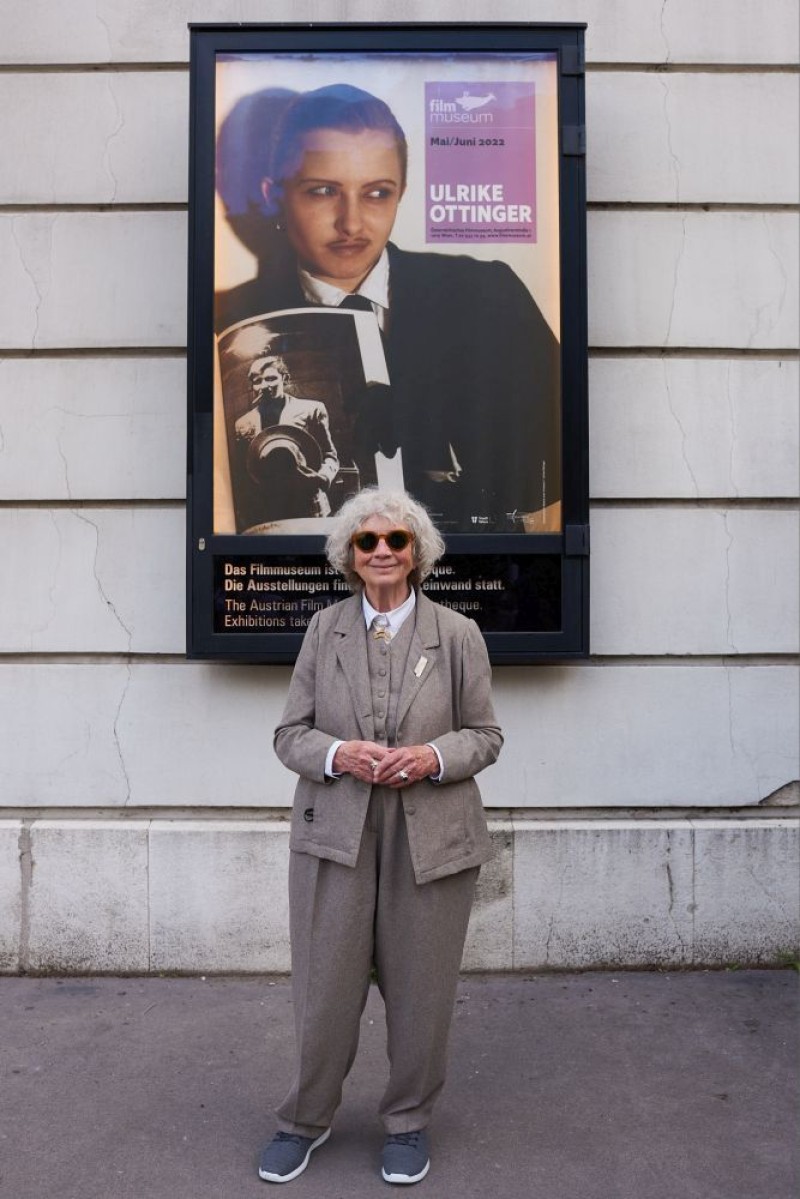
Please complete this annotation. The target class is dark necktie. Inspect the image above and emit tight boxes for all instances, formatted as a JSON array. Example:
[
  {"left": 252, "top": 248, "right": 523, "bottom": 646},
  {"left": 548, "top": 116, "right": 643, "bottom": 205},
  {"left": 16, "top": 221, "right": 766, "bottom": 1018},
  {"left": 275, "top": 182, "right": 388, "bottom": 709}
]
[
  {"left": 259, "top": 396, "right": 283, "bottom": 427},
  {"left": 338, "top": 294, "right": 375, "bottom": 313},
  {"left": 338, "top": 295, "right": 397, "bottom": 457}
]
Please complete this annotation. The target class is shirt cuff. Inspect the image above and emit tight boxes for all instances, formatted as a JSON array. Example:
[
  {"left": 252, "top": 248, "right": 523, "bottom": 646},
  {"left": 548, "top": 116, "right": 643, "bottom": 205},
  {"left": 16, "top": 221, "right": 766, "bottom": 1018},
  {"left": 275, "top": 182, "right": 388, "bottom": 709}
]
[
  {"left": 426, "top": 742, "right": 444, "bottom": 782},
  {"left": 325, "top": 740, "right": 345, "bottom": 778}
]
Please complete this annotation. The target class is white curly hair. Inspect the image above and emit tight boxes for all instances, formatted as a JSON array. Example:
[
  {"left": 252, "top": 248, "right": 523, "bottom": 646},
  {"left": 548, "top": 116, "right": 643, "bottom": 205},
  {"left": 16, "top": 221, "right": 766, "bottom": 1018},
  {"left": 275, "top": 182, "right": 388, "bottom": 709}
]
[{"left": 325, "top": 488, "right": 445, "bottom": 591}]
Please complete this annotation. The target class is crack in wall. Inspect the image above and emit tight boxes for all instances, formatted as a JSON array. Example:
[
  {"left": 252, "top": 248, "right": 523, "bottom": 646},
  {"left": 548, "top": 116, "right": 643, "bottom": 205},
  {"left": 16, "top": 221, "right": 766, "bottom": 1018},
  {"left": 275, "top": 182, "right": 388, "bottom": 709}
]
[
  {"left": 114, "top": 663, "right": 133, "bottom": 806},
  {"left": 70, "top": 511, "right": 134, "bottom": 804},
  {"left": 101, "top": 76, "right": 124, "bottom": 203},
  {"left": 725, "top": 361, "right": 740, "bottom": 498},
  {"left": 9, "top": 216, "right": 46, "bottom": 350},
  {"left": 47, "top": 403, "right": 127, "bottom": 497},
  {"left": 762, "top": 213, "right": 789, "bottom": 334},
  {"left": 746, "top": 216, "right": 790, "bottom": 349},
  {"left": 664, "top": 214, "right": 687, "bottom": 346},
  {"left": 659, "top": 75, "right": 681, "bottom": 203},
  {"left": 54, "top": 430, "right": 72, "bottom": 499},
  {"left": 661, "top": 358, "right": 700, "bottom": 496},
  {"left": 94, "top": 0, "right": 113, "bottom": 58},
  {"left": 72, "top": 511, "right": 133, "bottom": 649}
]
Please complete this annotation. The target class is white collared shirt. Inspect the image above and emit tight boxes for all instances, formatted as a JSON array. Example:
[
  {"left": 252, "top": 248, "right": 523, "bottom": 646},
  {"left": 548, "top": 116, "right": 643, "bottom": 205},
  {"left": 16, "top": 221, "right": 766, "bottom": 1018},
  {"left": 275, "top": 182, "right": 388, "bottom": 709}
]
[
  {"left": 298, "top": 249, "right": 390, "bottom": 331},
  {"left": 361, "top": 587, "right": 416, "bottom": 638}
]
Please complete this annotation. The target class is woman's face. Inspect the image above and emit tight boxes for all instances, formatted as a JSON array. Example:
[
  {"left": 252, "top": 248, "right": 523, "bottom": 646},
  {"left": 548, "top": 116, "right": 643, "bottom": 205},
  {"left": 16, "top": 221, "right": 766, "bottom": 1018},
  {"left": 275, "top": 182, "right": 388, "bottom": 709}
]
[
  {"left": 279, "top": 127, "right": 405, "bottom": 291},
  {"left": 351, "top": 514, "right": 416, "bottom": 596}
]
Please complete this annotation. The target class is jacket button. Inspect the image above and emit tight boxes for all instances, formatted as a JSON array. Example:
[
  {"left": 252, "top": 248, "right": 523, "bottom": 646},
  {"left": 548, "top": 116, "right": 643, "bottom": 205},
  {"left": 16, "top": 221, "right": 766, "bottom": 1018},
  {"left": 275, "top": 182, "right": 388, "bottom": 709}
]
[
  {"left": 405, "top": 806, "right": 416, "bottom": 815},
  {"left": 303, "top": 808, "right": 314, "bottom": 823}
]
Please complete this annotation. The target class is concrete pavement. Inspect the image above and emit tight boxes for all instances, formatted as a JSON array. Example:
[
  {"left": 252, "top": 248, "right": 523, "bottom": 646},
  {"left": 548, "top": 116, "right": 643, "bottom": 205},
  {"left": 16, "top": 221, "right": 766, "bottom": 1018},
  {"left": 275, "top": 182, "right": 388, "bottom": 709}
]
[{"left": 0, "top": 970, "right": 797, "bottom": 1199}]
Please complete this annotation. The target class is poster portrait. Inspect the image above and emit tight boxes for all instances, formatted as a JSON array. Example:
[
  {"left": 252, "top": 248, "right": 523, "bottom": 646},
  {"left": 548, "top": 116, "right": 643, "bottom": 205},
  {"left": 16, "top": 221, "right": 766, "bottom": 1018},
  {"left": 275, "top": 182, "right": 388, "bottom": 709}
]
[
  {"left": 213, "top": 50, "right": 563, "bottom": 534},
  {"left": 187, "top": 25, "right": 589, "bottom": 662}
]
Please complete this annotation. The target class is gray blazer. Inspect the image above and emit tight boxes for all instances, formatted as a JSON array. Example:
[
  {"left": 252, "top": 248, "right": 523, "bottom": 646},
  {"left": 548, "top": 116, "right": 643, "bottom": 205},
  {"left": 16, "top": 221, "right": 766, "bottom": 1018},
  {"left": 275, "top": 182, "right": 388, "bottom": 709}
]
[{"left": 274, "top": 591, "right": 503, "bottom": 884}]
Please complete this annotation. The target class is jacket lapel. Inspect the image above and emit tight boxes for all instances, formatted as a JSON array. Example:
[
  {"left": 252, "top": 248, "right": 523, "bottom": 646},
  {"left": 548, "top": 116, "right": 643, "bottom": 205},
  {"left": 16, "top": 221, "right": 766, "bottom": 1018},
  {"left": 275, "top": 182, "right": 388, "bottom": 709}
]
[
  {"left": 333, "top": 594, "right": 374, "bottom": 741},
  {"left": 396, "top": 593, "right": 441, "bottom": 730}
]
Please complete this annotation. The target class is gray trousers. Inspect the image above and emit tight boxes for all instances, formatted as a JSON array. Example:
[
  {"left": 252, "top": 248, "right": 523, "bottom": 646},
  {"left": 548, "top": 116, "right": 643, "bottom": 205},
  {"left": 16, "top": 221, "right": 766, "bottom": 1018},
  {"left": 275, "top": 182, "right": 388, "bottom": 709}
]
[{"left": 275, "top": 788, "right": 478, "bottom": 1137}]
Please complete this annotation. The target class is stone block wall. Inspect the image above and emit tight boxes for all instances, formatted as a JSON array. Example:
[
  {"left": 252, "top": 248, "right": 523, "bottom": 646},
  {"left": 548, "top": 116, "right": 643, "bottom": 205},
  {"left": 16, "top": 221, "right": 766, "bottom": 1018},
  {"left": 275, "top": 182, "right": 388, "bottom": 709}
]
[{"left": 1, "top": 0, "right": 798, "bottom": 972}]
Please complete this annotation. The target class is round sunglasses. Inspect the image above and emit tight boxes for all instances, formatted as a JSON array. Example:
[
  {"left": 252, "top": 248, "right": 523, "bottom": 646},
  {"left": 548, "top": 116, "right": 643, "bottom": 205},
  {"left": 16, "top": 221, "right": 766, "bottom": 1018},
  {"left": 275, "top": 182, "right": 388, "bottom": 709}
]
[{"left": 350, "top": 529, "right": 413, "bottom": 553}]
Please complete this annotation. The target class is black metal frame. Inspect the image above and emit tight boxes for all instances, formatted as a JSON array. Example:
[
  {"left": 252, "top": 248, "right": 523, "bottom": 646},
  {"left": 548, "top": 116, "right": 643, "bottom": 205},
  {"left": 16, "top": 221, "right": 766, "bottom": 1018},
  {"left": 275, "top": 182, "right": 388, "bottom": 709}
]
[{"left": 187, "top": 22, "right": 588, "bottom": 664}]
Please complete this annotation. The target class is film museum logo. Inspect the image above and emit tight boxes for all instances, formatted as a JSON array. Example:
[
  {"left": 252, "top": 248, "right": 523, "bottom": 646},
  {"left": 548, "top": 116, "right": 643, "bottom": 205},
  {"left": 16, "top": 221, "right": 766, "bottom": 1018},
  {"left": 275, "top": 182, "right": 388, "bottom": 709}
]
[{"left": 428, "top": 90, "right": 497, "bottom": 125}]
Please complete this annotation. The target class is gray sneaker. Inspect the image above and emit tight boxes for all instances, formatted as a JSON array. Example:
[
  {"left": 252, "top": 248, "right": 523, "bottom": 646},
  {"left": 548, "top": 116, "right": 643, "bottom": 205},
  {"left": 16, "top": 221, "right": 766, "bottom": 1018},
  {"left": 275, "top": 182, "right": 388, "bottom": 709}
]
[
  {"left": 258, "top": 1128, "right": 331, "bottom": 1183},
  {"left": 381, "top": 1129, "right": 430, "bottom": 1184}
]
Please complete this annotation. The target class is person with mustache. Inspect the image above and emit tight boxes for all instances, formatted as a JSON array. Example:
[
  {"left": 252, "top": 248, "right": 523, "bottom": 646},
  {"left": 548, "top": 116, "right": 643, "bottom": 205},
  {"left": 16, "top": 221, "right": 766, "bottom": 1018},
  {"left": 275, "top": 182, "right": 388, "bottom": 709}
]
[{"left": 216, "top": 83, "right": 561, "bottom": 534}]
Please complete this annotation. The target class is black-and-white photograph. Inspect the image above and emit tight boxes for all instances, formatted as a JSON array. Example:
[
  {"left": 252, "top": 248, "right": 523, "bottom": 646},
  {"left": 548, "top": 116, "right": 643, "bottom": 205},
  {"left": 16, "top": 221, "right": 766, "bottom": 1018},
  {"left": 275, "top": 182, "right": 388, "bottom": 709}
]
[{"left": 217, "top": 308, "right": 394, "bottom": 532}]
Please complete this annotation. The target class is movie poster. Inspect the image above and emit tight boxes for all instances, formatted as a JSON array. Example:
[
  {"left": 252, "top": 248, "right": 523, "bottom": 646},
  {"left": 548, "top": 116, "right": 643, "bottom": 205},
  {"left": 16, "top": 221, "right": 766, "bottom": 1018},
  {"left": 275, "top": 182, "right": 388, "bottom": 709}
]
[{"left": 212, "top": 52, "right": 562, "bottom": 539}]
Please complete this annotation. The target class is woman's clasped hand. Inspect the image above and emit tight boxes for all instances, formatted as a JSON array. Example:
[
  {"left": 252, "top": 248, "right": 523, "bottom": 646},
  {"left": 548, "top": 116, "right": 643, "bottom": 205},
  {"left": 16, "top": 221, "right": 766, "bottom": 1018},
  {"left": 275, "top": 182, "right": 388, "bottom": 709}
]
[{"left": 332, "top": 740, "right": 439, "bottom": 786}]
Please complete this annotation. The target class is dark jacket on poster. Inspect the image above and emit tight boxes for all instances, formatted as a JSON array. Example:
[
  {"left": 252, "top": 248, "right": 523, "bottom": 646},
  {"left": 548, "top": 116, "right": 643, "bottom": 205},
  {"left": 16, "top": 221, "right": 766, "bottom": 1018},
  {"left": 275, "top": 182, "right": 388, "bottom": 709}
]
[
  {"left": 273, "top": 591, "right": 503, "bottom": 884},
  {"left": 216, "top": 243, "right": 561, "bottom": 531}
]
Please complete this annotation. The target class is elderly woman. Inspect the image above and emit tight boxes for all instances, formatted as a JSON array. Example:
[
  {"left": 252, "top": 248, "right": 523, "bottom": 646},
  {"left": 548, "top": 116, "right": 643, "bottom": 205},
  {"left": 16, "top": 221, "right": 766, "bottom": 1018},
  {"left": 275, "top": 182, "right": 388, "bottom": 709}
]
[{"left": 258, "top": 488, "right": 503, "bottom": 1186}]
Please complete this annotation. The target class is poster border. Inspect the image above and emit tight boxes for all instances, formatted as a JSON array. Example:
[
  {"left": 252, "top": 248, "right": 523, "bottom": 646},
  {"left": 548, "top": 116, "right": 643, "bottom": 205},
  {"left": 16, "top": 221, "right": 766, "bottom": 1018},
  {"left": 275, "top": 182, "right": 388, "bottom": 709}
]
[{"left": 186, "top": 22, "right": 589, "bottom": 664}]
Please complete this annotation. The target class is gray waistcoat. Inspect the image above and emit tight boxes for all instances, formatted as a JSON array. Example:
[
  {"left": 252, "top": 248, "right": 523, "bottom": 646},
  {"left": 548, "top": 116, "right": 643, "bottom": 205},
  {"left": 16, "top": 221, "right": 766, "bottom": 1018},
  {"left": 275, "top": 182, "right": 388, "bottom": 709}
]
[{"left": 366, "top": 612, "right": 416, "bottom": 747}]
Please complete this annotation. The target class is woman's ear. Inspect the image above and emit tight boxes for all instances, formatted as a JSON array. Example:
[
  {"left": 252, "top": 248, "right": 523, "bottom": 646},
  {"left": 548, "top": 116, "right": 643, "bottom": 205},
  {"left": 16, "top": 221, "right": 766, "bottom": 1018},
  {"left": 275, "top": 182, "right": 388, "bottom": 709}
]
[{"left": 260, "top": 176, "right": 282, "bottom": 220}]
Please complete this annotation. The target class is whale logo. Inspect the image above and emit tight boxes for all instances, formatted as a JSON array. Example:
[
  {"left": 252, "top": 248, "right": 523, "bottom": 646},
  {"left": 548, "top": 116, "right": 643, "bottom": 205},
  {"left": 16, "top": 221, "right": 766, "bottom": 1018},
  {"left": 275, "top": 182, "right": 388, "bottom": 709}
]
[{"left": 454, "top": 91, "right": 497, "bottom": 112}]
